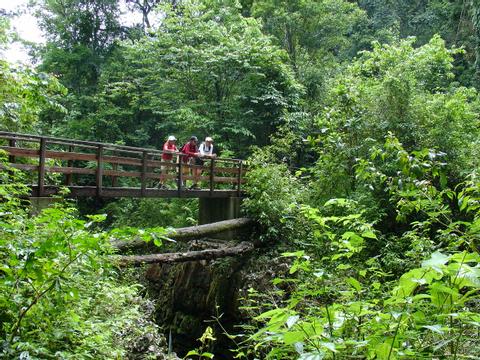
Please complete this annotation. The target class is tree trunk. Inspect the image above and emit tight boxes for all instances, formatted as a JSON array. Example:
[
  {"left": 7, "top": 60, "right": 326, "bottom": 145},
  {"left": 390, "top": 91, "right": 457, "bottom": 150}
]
[
  {"left": 117, "top": 241, "right": 254, "bottom": 266},
  {"left": 112, "top": 218, "right": 253, "bottom": 253}
]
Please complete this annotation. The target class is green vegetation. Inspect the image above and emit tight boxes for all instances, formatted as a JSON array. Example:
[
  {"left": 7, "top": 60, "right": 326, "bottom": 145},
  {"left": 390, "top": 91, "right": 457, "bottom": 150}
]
[
  {"left": 2, "top": 0, "right": 480, "bottom": 358},
  {"left": 239, "top": 137, "right": 480, "bottom": 358},
  {"left": 0, "top": 159, "right": 169, "bottom": 358}
]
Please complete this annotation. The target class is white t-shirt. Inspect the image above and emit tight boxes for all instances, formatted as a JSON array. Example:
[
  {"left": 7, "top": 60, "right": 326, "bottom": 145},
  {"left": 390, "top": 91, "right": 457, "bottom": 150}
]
[{"left": 199, "top": 142, "right": 214, "bottom": 157}]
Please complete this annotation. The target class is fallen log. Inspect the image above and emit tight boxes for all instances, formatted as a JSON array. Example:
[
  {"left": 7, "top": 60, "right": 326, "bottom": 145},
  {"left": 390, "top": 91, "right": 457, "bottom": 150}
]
[
  {"left": 117, "top": 241, "right": 254, "bottom": 266},
  {"left": 112, "top": 217, "right": 253, "bottom": 253}
]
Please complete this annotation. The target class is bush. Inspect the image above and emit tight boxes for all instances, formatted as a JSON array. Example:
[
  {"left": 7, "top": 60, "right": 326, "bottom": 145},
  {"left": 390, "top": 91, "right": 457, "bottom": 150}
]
[
  {"left": 0, "top": 159, "right": 168, "bottom": 358},
  {"left": 243, "top": 150, "right": 304, "bottom": 243}
]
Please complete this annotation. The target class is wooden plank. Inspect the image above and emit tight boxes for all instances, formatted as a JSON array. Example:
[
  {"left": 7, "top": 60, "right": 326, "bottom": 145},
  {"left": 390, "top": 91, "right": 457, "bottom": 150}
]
[
  {"left": 38, "top": 138, "right": 46, "bottom": 197},
  {"left": 46, "top": 150, "right": 96, "bottom": 161},
  {"left": 177, "top": 161, "right": 182, "bottom": 197},
  {"left": 103, "top": 154, "right": 142, "bottom": 166},
  {"left": 8, "top": 139, "right": 16, "bottom": 164},
  {"left": 96, "top": 145, "right": 103, "bottom": 197},
  {"left": 0, "top": 146, "right": 98, "bottom": 161},
  {"left": 111, "top": 150, "right": 118, "bottom": 187},
  {"left": 237, "top": 160, "right": 243, "bottom": 196},
  {"left": 179, "top": 175, "right": 245, "bottom": 183},
  {"left": 141, "top": 151, "right": 147, "bottom": 197},
  {"left": 7, "top": 139, "right": 16, "bottom": 180},
  {"left": 210, "top": 159, "right": 215, "bottom": 196},
  {"left": 211, "top": 166, "right": 246, "bottom": 174},
  {"left": 31, "top": 186, "right": 243, "bottom": 198},
  {"left": 0, "top": 146, "right": 39, "bottom": 158},
  {"left": 65, "top": 145, "right": 74, "bottom": 185},
  {"left": 146, "top": 159, "right": 177, "bottom": 169},
  {"left": 214, "top": 176, "right": 246, "bottom": 184},
  {"left": 98, "top": 169, "right": 175, "bottom": 180},
  {"left": 8, "top": 163, "right": 38, "bottom": 171},
  {"left": 46, "top": 166, "right": 96, "bottom": 175}
]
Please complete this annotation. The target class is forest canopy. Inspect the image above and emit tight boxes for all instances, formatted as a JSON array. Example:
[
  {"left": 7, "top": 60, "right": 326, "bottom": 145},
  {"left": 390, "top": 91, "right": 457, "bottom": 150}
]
[{"left": 1, "top": 0, "right": 480, "bottom": 359}]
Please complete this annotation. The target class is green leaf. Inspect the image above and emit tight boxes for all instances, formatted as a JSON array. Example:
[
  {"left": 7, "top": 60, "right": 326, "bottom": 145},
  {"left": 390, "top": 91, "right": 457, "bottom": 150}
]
[
  {"left": 375, "top": 342, "right": 392, "bottom": 360},
  {"left": 423, "top": 324, "right": 444, "bottom": 334},
  {"left": 298, "top": 352, "right": 325, "bottom": 360},
  {"left": 286, "top": 315, "right": 300, "bottom": 329},
  {"left": 346, "top": 277, "right": 362, "bottom": 292},
  {"left": 421, "top": 251, "right": 450, "bottom": 272},
  {"left": 200, "top": 352, "right": 214, "bottom": 359},
  {"left": 185, "top": 350, "right": 201, "bottom": 357},
  {"left": 282, "top": 251, "right": 305, "bottom": 258},
  {"left": 283, "top": 331, "right": 304, "bottom": 345},
  {"left": 320, "top": 342, "right": 337, "bottom": 352},
  {"left": 361, "top": 230, "right": 377, "bottom": 239}
]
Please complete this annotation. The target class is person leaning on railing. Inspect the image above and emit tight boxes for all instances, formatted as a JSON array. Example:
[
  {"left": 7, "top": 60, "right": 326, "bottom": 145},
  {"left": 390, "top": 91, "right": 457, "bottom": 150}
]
[
  {"left": 197, "top": 137, "right": 217, "bottom": 189},
  {"left": 198, "top": 137, "right": 216, "bottom": 160},
  {"left": 180, "top": 136, "right": 201, "bottom": 189},
  {"left": 158, "top": 135, "right": 179, "bottom": 189}
]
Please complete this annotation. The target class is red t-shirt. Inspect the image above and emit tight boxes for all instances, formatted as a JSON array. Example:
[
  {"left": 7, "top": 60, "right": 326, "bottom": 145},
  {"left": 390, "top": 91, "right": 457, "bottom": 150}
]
[
  {"left": 162, "top": 142, "right": 177, "bottom": 161},
  {"left": 181, "top": 142, "right": 198, "bottom": 163}
]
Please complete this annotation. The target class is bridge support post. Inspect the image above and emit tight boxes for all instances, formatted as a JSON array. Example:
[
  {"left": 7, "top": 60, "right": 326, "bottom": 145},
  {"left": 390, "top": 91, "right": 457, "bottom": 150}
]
[{"left": 198, "top": 197, "right": 242, "bottom": 225}]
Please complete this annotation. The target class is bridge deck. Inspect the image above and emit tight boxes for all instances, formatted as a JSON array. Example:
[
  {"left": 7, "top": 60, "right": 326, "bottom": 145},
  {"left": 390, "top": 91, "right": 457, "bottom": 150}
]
[
  {"left": 0, "top": 132, "right": 246, "bottom": 199},
  {"left": 30, "top": 186, "right": 242, "bottom": 198}
]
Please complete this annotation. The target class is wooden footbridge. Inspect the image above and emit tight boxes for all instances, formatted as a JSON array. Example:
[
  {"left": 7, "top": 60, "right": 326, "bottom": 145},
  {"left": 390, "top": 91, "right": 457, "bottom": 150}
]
[{"left": 0, "top": 132, "right": 246, "bottom": 199}]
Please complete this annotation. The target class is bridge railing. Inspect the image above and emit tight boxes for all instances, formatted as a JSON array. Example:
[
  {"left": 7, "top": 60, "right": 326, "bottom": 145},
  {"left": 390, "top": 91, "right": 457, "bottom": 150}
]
[{"left": 0, "top": 132, "right": 246, "bottom": 198}]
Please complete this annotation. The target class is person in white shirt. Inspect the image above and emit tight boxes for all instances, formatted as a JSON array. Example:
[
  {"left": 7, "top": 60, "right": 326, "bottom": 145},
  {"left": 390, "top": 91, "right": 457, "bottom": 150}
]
[{"left": 199, "top": 137, "right": 216, "bottom": 159}]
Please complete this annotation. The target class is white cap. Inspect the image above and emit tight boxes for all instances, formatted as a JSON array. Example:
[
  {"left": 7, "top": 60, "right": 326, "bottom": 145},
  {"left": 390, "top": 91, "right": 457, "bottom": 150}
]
[
  {"left": 205, "top": 137, "right": 213, "bottom": 142},
  {"left": 168, "top": 135, "right": 176, "bottom": 141}
]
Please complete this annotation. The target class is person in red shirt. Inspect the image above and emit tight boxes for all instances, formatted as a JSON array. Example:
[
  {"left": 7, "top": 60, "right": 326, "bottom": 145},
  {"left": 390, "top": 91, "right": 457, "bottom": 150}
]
[
  {"left": 158, "top": 135, "right": 178, "bottom": 189},
  {"left": 180, "top": 136, "right": 201, "bottom": 189},
  {"left": 162, "top": 135, "right": 178, "bottom": 161}
]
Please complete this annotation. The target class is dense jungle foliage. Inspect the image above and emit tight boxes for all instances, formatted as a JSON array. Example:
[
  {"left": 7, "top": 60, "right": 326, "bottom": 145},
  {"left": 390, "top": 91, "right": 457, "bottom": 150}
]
[{"left": 1, "top": 0, "right": 480, "bottom": 358}]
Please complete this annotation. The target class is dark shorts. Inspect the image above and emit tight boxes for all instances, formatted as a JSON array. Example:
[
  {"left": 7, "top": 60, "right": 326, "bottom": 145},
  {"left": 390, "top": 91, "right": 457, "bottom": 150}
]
[{"left": 195, "top": 157, "right": 204, "bottom": 166}]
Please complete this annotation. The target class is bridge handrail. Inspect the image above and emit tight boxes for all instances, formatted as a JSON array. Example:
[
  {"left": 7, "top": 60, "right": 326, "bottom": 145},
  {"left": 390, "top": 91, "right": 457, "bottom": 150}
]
[
  {"left": 0, "top": 131, "right": 243, "bottom": 162},
  {"left": 0, "top": 131, "right": 246, "bottom": 198}
]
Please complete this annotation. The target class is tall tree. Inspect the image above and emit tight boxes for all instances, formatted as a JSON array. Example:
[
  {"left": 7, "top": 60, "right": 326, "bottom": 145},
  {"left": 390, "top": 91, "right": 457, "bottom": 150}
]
[
  {"left": 0, "top": 19, "right": 66, "bottom": 132},
  {"left": 357, "top": 0, "right": 480, "bottom": 87},
  {"left": 125, "top": 0, "right": 182, "bottom": 29},
  {"left": 36, "top": 0, "right": 123, "bottom": 93},
  {"left": 83, "top": 0, "right": 302, "bottom": 153},
  {"left": 250, "top": 0, "right": 368, "bottom": 102}
]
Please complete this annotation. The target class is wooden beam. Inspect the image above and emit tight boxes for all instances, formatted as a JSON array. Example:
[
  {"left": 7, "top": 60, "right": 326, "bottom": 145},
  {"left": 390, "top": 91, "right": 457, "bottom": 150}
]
[
  {"left": 47, "top": 166, "right": 95, "bottom": 175},
  {"left": 177, "top": 160, "right": 183, "bottom": 197},
  {"left": 237, "top": 160, "right": 243, "bottom": 196},
  {"left": 209, "top": 158, "right": 215, "bottom": 196},
  {"left": 141, "top": 151, "right": 147, "bottom": 197},
  {"left": 29, "top": 185, "right": 244, "bottom": 199},
  {"left": 96, "top": 145, "right": 104, "bottom": 197},
  {"left": 0, "top": 146, "right": 39, "bottom": 158},
  {"left": 111, "top": 151, "right": 118, "bottom": 187},
  {"left": 38, "top": 138, "right": 46, "bottom": 197},
  {"left": 8, "top": 139, "right": 16, "bottom": 164},
  {"left": 65, "top": 145, "right": 74, "bottom": 186}
]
